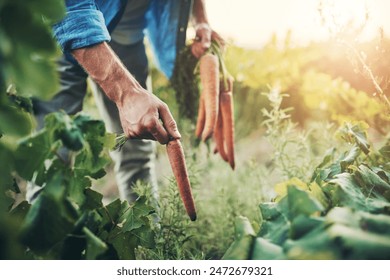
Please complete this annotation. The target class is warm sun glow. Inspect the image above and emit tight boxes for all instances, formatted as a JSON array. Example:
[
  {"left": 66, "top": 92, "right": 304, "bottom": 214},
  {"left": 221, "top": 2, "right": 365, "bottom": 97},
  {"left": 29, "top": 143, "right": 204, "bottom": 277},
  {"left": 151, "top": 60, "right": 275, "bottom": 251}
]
[
  {"left": 206, "top": 0, "right": 390, "bottom": 48},
  {"left": 319, "top": 0, "right": 368, "bottom": 33}
]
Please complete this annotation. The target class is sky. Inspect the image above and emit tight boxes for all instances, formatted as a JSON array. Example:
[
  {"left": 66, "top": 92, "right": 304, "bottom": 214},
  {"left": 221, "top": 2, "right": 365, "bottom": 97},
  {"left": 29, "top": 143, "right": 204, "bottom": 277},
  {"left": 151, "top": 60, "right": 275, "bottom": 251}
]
[{"left": 205, "top": 0, "right": 390, "bottom": 48}]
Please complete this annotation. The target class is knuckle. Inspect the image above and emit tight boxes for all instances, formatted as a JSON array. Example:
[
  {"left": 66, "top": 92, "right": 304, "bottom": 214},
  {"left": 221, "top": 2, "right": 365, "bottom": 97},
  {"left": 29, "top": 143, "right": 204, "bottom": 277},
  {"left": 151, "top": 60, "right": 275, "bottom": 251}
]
[{"left": 166, "top": 119, "right": 177, "bottom": 130}]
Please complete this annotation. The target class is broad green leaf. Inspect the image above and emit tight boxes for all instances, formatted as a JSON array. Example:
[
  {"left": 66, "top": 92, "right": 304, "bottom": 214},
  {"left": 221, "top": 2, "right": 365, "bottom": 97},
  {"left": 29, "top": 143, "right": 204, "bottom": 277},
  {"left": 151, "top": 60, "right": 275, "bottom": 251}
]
[
  {"left": 340, "top": 145, "right": 361, "bottom": 169},
  {"left": 0, "top": 215, "right": 32, "bottom": 259},
  {"left": 222, "top": 216, "right": 256, "bottom": 260},
  {"left": 14, "top": 130, "right": 54, "bottom": 180},
  {"left": 258, "top": 201, "right": 290, "bottom": 245},
  {"left": 0, "top": 102, "right": 33, "bottom": 136},
  {"left": 287, "top": 185, "right": 324, "bottom": 220},
  {"left": 379, "top": 144, "right": 390, "bottom": 159},
  {"left": 308, "top": 182, "right": 329, "bottom": 208},
  {"left": 326, "top": 207, "right": 359, "bottom": 228},
  {"left": 284, "top": 225, "right": 341, "bottom": 260},
  {"left": 328, "top": 224, "right": 390, "bottom": 259},
  {"left": 20, "top": 174, "right": 76, "bottom": 253},
  {"left": 317, "top": 146, "right": 360, "bottom": 182},
  {"left": 122, "top": 196, "right": 155, "bottom": 232},
  {"left": 327, "top": 207, "right": 390, "bottom": 235},
  {"left": 97, "top": 199, "right": 123, "bottom": 230},
  {"left": 74, "top": 116, "right": 111, "bottom": 175},
  {"left": 359, "top": 211, "right": 390, "bottom": 235},
  {"left": 20, "top": 171, "right": 79, "bottom": 255},
  {"left": 326, "top": 173, "right": 390, "bottom": 213},
  {"left": 132, "top": 224, "right": 155, "bottom": 249},
  {"left": 10, "top": 201, "right": 30, "bottom": 221},
  {"left": 83, "top": 227, "right": 108, "bottom": 260},
  {"left": 0, "top": 141, "right": 14, "bottom": 192},
  {"left": 25, "top": 0, "right": 66, "bottom": 23},
  {"left": 110, "top": 229, "right": 138, "bottom": 260},
  {"left": 354, "top": 165, "right": 390, "bottom": 194},
  {"left": 67, "top": 171, "right": 92, "bottom": 207},
  {"left": 81, "top": 189, "right": 103, "bottom": 212},
  {"left": 1, "top": 4, "right": 57, "bottom": 54},
  {"left": 336, "top": 122, "right": 370, "bottom": 154},
  {"left": 251, "top": 238, "right": 285, "bottom": 260},
  {"left": 290, "top": 215, "right": 324, "bottom": 240}
]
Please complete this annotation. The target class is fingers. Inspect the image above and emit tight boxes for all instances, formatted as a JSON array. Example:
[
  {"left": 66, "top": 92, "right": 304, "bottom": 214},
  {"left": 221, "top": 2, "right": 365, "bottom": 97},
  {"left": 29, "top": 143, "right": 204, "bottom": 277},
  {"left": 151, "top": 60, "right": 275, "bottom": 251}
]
[
  {"left": 211, "top": 31, "right": 226, "bottom": 49},
  {"left": 192, "top": 26, "right": 212, "bottom": 58},
  {"left": 159, "top": 102, "right": 181, "bottom": 140}
]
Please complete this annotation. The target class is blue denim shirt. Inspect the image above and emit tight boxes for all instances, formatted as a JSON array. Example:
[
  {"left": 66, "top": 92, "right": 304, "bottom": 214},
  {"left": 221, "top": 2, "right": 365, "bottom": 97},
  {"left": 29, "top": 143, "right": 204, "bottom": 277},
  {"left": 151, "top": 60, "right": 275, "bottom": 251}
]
[{"left": 53, "top": 0, "right": 192, "bottom": 78}]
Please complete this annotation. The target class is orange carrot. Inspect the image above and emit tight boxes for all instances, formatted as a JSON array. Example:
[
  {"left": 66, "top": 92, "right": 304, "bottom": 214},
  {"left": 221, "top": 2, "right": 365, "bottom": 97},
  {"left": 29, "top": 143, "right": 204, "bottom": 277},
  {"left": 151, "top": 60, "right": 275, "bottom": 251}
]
[
  {"left": 195, "top": 93, "right": 205, "bottom": 139},
  {"left": 199, "top": 53, "right": 220, "bottom": 141},
  {"left": 213, "top": 108, "right": 228, "bottom": 162},
  {"left": 166, "top": 139, "right": 197, "bottom": 221},
  {"left": 220, "top": 78, "right": 235, "bottom": 170}
]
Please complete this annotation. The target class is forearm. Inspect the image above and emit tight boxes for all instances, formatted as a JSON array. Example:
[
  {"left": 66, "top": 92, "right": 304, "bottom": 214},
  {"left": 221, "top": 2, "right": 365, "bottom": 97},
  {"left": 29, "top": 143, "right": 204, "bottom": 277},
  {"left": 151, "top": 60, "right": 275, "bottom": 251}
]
[
  {"left": 71, "top": 42, "right": 141, "bottom": 104},
  {"left": 192, "top": 0, "right": 209, "bottom": 25}
]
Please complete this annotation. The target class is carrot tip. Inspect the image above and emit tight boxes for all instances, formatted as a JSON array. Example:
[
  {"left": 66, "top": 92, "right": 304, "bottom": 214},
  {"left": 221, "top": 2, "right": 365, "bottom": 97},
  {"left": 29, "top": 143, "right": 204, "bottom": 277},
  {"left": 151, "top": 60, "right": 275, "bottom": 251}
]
[{"left": 190, "top": 213, "right": 197, "bottom": 221}]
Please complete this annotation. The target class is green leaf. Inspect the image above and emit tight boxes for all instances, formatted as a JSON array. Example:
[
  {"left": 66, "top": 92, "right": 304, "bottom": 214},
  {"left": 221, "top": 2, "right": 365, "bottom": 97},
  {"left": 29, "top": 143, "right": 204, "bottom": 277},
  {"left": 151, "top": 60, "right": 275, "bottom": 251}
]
[
  {"left": 81, "top": 189, "right": 103, "bottom": 211},
  {"left": 359, "top": 211, "right": 390, "bottom": 235},
  {"left": 0, "top": 102, "right": 33, "bottom": 136},
  {"left": 317, "top": 146, "right": 361, "bottom": 182},
  {"left": 327, "top": 207, "right": 390, "bottom": 236},
  {"left": 354, "top": 165, "right": 390, "bottom": 194},
  {"left": 0, "top": 141, "right": 14, "bottom": 192},
  {"left": 132, "top": 224, "right": 155, "bottom": 249},
  {"left": 1, "top": 4, "right": 57, "bottom": 54},
  {"left": 20, "top": 175, "right": 76, "bottom": 253},
  {"left": 287, "top": 185, "right": 324, "bottom": 220},
  {"left": 258, "top": 201, "right": 290, "bottom": 245},
  {"left": 251, "top": 238, "right": 286, "bottom": 260},
  {"left": 122, "top": 196, "right": 155, "bottom": 232},
  {"left": 328, "top": 224, "right": 390, "bottom": 259},
  {"left": 110, "top": 229, "right": 138, "bottom": 260},
  {"left": 222, "top": 216, "right": 256, "bottom": 260},
  {"left": 327, "top": 173, "right": 390, "bottom": 213},
  {"left": 308, "top": 182, "right": 329, "bottom": 209},
  {"left": 67, "top": 171, "right": 92, "bottom": 207},
  {"left": 83, "top": 227, "right": 108, "bottom": 260},
  {"left": 10, "top": 201, "right": 31, "bottom": 221},
  {"left": 14, "top": 130, "right": 54, "bottom": 181},
  {"left": 26, "top": 0, "right": 66, "bottom": 22},
  {"left": 19, "top": 171, "right": 80, "bottom": 255},
  {"left": 336, "top": 122, "right": 370, "bottom": 154},
  {"left": 284, "top": 225, "right": 341, "bottom": 260},
  {"left": 379, "top": 144, "right": 390, "bottom": 159},
  {"left": 290, "top": 215, "right": 324, "bottom": 240}
]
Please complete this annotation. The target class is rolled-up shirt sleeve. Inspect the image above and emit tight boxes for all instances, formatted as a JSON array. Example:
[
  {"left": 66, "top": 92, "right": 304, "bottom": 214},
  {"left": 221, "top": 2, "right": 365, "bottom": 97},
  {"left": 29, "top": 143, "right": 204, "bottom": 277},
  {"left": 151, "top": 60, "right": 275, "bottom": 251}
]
[{"left": 53, "top": 0, "right": 110, "bottom": 51}]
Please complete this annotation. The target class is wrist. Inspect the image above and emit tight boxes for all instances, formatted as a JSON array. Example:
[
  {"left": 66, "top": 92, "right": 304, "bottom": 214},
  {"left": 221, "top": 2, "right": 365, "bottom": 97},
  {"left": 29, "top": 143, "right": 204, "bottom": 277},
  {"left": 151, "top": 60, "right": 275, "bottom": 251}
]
[
  {"left": 194, "top": 22, "right": 210, "bottom": 30},
  {"left": 101, "top": 65, "right": 141, "bottom": 105}
]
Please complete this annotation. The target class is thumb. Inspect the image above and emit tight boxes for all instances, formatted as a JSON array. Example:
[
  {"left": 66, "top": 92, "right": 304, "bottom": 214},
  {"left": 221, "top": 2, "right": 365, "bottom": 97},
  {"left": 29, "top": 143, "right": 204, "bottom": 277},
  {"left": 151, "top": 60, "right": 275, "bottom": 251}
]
[{"left": 159, "top": 103, "right": 181, "bottom": 139}]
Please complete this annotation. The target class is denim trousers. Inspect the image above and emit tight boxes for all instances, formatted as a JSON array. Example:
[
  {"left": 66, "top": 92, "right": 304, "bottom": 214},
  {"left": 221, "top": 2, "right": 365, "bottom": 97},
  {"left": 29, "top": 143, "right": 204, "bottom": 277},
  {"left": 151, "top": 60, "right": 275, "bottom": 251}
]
[{"left": 28, "top": 39, "right": 158, "bottom": 203}]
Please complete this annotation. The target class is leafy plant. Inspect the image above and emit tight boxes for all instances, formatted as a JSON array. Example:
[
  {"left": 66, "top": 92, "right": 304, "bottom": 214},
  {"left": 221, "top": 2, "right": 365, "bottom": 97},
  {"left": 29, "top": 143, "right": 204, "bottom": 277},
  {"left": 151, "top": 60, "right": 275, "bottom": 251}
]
[
  {"left": 223, "top": 122, "right": 390, "bottom": 260},
  {"left": 2, "top": 112, "right": 157, "bottom": 259}
]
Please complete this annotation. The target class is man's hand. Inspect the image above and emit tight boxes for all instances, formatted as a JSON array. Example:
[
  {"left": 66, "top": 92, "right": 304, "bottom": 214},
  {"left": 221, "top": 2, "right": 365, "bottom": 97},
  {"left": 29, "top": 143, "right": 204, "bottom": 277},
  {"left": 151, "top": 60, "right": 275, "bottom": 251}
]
[
  {"left": 117, "top": 87, "right": 180, "bottom": 144},
  {"left": 72, "top": 42, "right": 180, "bottom": 144},
  {"left": 191, "top": 0, "right": 225, "bottom": 58}
]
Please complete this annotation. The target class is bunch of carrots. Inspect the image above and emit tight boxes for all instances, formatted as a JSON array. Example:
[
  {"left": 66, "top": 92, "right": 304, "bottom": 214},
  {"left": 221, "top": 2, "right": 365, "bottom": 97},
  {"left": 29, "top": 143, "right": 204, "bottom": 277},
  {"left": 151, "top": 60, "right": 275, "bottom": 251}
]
[{"left": 194, "top": 42, "right": 235, "bottom": 170}]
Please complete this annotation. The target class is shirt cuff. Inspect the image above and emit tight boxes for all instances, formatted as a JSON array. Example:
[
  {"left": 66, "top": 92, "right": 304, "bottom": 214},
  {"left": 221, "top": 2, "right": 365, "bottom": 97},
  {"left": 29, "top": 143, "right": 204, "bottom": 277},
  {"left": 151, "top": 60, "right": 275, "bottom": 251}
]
[{"left": 53, "top": 9, "right": 111, "bottom": 51}]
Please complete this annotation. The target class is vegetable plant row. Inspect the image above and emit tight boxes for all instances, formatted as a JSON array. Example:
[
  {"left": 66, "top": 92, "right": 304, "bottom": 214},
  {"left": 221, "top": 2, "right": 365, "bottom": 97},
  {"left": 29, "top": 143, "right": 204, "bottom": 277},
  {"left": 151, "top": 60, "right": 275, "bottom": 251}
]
[{"left": 223, "top": 122, "right": 390, "bottom": 260}]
